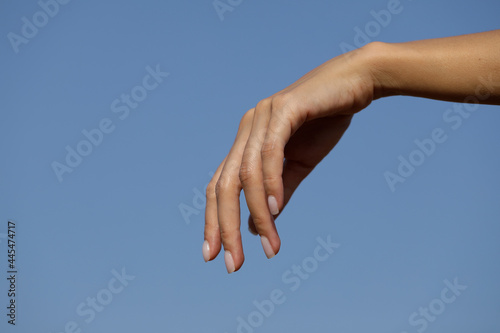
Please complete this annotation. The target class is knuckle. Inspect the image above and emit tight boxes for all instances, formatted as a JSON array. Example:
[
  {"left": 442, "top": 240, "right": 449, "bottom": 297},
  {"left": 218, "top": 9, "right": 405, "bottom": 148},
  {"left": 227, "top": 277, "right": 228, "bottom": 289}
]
[
  {"left": 261, "top": 127, "right": 285, "bottom": 161},
  {"left": 238, "top": 162, "right": 255, "bottom": 185},
  {"left": 220, "top": 227, "right": 239, "bottom": 242},
  {"left": 271, "top": 93, "right": 294, "bottom": 111},
  {"left": 256, "top": 98, "right": 272, "bottom": 111},
  {"left": 262, "top": 174, "right": 281, "bottom": 189},
  {"left": 249, "top": 215, "right": 268, "bottom": 229},
  {"left": 239, "top": 108, "right": 255, "bottom": 129},
  {"left": 271, "top": 93, "right": 303, "bottom": 128},
  {"left": 215, "top": 174, "right": 241, "bottom": 198},
  {"left": 214, "top": 177, "right": 228, "bottom": 197},
  {"left": 261, "top": 140, "right": 276, "bottom": 159},
  {"left": 206, "top": 180, "right": 217, "bottom": 199}
]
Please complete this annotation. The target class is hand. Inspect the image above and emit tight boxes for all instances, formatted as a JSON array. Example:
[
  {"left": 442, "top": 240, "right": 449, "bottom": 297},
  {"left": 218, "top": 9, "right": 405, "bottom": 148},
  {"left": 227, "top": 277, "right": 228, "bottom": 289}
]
[
  {"left": 203, "top": 44, "right": 378, "bottom": 273},
  {"left": 203, "top": 31, "right": 500, "bottom": 273}
]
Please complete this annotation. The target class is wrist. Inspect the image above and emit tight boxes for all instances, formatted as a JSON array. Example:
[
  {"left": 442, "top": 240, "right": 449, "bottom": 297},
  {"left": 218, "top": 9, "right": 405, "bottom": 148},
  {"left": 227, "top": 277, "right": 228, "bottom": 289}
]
[{"left": 360, "top": 41, "right": 406, "bottom": 100}]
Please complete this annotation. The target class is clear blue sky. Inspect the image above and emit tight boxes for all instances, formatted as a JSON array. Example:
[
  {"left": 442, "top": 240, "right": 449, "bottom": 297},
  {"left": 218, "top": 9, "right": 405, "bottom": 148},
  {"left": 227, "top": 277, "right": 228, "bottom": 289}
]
[{"left": 1, "top": 0, "right": 499, "bottom": 332}]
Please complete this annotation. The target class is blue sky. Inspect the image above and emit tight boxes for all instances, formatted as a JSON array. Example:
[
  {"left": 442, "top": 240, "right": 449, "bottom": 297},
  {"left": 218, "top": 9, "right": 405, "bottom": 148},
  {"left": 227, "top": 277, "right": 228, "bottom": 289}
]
[{"left": 1, "top": 0, "right": 499, "bottom": 332}]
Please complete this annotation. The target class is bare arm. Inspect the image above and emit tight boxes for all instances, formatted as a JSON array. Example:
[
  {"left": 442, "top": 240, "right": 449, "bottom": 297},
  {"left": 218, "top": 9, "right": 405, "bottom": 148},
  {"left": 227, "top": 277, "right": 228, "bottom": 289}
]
[{"left": 372, "top": 30, "right": 500, "bottom": 103}]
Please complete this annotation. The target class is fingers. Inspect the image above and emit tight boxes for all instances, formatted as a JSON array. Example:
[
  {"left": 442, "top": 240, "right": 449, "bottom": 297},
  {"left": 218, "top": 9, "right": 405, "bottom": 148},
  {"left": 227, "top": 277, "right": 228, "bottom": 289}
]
[
  {"left": 247, "top": 105, "right": 290, "bottom": 239},
  {"left": 203, "top": 158, "right": 225, "bottom": 262},
  {"left": 261, "top": 99, "right": 297, "bottom": 217},
  {"left": 204, "top": 109, "right": 253, "bottom": 273},
  {"left": 205, "top": 94, "right": 320, "bottom": 272},
  {"left": 240, "top": 99, "right": 283, "bottom": 259},
  {"left": 217, "top": 111, "right": 254, "bottom": 273},
  {"left": 248, "top": 115, "right": 353, "bottom": 233},
  {"left": 247, "top": 159, "right": 313, "bottom": 235},
  {"left": 248, "top": 95, "right": 303, "bottom": 242},
  {"left": 216, "top": 165, "right": 243, "bottom": 274},
  {"left": 216, "top": 152, "right": 246, "bottom": 273}
]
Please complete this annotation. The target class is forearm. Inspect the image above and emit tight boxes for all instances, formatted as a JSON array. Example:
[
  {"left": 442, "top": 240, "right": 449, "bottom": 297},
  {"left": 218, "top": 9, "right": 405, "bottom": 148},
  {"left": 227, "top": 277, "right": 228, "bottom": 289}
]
[{"left": 368, "top": 30, "right": 500, "bottom": 104}]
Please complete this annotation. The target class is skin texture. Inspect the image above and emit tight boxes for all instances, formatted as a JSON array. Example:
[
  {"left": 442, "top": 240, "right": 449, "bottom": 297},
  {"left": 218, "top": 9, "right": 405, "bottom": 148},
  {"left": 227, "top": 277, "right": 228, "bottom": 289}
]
[{"left": 203, "top": 30, "right": 500, "bottom": 273}]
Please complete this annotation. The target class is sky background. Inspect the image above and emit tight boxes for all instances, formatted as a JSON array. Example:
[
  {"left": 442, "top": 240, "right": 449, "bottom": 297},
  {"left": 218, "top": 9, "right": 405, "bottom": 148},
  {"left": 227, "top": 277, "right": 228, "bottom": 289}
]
[{"left": 1, "top": 0, "right": 499, "bottom": 332}]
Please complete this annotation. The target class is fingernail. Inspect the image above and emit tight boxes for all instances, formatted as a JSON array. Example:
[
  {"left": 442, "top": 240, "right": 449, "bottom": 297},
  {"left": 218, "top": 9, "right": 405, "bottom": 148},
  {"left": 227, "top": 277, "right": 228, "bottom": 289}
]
[
  {"left": 268, "top": 195, "right": 279, "bottom": 215},
  {"left": 224, "top": 251, "right": 235, "bottom": 274},
  {"left": 260, "top": 236, "right": 276, "bottom": 259},
  {"left": 202, "top": 240, "right": 210, "bottom": 262}
]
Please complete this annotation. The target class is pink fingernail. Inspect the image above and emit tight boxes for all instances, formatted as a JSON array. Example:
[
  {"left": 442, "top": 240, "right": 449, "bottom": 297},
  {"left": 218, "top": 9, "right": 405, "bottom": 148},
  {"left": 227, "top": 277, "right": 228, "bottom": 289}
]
[
  {"left": 224, "top": 251, "right": 235, "bottom": 274},
  {"left": 260, "top": 236, "right": 276, "bottom": 259},
  {"left": 202, "top": 240, "right": 210, "bottom": 262},
  {"left": 268, "top": 195, "right": 279, "bottom": 215}
]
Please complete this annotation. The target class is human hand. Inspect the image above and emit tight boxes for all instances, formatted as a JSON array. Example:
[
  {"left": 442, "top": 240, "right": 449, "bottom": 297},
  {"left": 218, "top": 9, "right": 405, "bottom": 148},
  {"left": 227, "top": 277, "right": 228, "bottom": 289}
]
[
  {"left": 203, "top": 44, "right": 379, "bottom": 273},
  {"left": 203, "top": 30, "right": 500, "bottom": 273}
]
